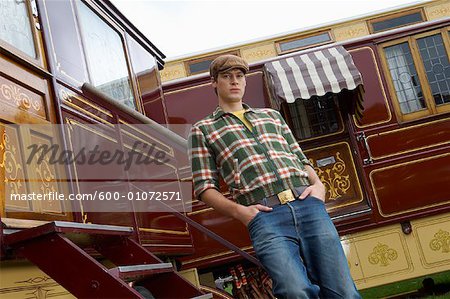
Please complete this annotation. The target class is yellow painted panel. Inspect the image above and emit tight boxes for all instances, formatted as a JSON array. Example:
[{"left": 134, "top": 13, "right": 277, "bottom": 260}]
[
  {"left": 354, "top": 231, "right": 412, "bottom": 279},
  {"left": 241, "top": 43, "right": 277, "bottom": 63},
  {"left": 0, "top": 260, "right": 75, "bottom": 298},
  {"left": 333, "top": 22, "right": 370, "bottom": 42},
  {"left": 342, "top": 239, "right": 364, "bottom": 280},
  {"left": 179, "top": 268, "right": 201, "bottom": 288},
  {"left": 160, "top": 63, "right": 187, "bottom": 82},
  {"left": 425, "top": 2, "right": 450, "bottom": 20},
  {"left": 414, "top": 217, "right": 450, "bottom": 268}
]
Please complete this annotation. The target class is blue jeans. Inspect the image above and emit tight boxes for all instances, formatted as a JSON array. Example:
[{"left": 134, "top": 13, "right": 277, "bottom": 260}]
[{"left": 247, "top": 195, "right": 361, "bottom": 299}]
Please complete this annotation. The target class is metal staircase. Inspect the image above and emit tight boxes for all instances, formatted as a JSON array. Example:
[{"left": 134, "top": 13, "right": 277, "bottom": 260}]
[{"left": 3, "top": 221, "right": 211, "bottom": 299}]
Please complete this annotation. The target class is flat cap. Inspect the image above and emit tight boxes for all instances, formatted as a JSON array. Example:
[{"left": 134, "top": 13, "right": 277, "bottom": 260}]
[{"left": 209, "top": 54, "right": 249, "bottom": 79}]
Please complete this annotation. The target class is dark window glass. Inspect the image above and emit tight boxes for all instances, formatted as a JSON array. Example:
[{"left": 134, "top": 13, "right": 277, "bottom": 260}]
[
  {"left": 279, "top": 32, "right": 331, "bottom": 53},
  {"left": 417, "top": 34, "right": 450, "bottom": 105},
  {"left": 384, "top": 42, "right": 426, "bottom": 114},
  {"left": 286, "top": 93, "right": 340, "bottom": 139},
  {"left": 372, "top": 12, "right": 423, "bottom": 33},
  {"left": 188, "top": 59, "right": 214, "bottom": 75}
]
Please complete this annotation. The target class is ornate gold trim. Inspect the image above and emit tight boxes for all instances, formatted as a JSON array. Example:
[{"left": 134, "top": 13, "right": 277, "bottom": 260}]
[
  {"left": 187, "top": 207, "right": 214, "bottom": 216},
  {"left": 1, "top": 83, "right": 42, "bottom": 112},
  {"left": 138, "top": 227, "right": 189, "bottom": 235},
  {"left": 430, "top": 229, "right": 450, "bottom": 253},
  {"left": 368, "top": 242, "right": 399, "bottom": 266},
  {"left": 59, "top": 88, "right": 113, "bottom": 118},
  {"left": 304, "top": 141, "right": 364, "bottom": 211},
  {"left": 370, "top": 152, "right": 450, "bottom": 217}
]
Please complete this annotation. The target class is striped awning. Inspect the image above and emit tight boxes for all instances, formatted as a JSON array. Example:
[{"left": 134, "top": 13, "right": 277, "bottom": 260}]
[{"left": 264, "top": 46, "right": 364, "bottom": 119}]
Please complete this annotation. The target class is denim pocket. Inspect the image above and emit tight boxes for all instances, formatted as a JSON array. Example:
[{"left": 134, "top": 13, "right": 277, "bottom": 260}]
[
  {"left": 309, "top": 195, "right": 325, "bottom": 204},
  {"left": 246, "top": 211, "right": 262, "bottom": 229}
]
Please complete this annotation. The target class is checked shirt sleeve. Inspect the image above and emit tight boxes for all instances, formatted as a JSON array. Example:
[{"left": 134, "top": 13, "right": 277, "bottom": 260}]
[
  {"left": 275, "top": 111, "right": 312, "bottom": 167},
  {"left": 188, "top": 125, "right": 220, "bottom": 200}
]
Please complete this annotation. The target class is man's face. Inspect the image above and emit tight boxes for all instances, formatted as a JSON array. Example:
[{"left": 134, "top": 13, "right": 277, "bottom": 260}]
[{"left": 212, "top": 68, "right": 246, "bottom": 103}]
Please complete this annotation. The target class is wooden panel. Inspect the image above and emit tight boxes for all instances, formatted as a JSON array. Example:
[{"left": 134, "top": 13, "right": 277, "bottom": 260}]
[
  {"left": 350, "top": 46, "right": 392, "bottom": 128},
  {"left": 1, "top": 124, "right": 32, "bottom": 213},
  {"left": 370, "top": 152, "right": 450, "bottom": 217},
  {"left": 4, "top": 125, "right": 72, "bottom": 221},
  {"left": 0, "top": 53, "right": 52, "bottom": 124},
  {"left": 305, "top": 142, "right": 365, "bottom": 214},
  {"left": 367, "top": 118, "right": 450, "bottom": 160}
]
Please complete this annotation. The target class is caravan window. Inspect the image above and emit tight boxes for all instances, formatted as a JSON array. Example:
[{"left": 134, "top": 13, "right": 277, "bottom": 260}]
[
  {"left": 0, "top": 0, "right": 36, "bottom": 58},
  {"left": 283, "top": 93, "right": 342, "bottom": 140},
  {"left": 381, "top": 27, "right": 450, "bottom": 121}
]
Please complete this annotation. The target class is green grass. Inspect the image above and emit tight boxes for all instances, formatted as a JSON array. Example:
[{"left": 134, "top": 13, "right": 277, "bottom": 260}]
[{"left": 359, "top": 270, "right": 450, "bottom": 299}]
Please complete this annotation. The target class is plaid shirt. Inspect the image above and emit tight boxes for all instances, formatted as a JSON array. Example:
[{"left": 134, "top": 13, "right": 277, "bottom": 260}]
[{"left": 188, "top": 103, "right": 311, "bottom": 206}]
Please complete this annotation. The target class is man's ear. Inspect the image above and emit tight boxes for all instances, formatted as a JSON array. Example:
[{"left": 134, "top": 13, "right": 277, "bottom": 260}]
[{"left": 211, "top": 77, "right": 217, "bottom": 88}]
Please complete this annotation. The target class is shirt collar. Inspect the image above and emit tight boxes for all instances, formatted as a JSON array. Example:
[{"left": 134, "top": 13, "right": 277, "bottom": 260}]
[{"left": 213, "top": 103, "right": 255, "bottom": 120}]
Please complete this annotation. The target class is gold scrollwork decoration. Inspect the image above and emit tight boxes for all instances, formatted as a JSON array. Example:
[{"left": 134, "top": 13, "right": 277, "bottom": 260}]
[
  {"left": 0, "top": 129, "right": 24, "bottom": 194},
  {"left": 1, "top": 83, "right": 41, "bottom": 111},
  {"left": 430, "top": 229, "right": 450, "bottom": 253},
  {"left": 313, "top": 152, "right": 350, "bottom": 200},
  {"left": 34, "top": 145, "right": 56, "bottom": 195},
  {"left": 59, "top": 88, "right": 72, "bottom": 102},
  {"left": 16, "top": 276, "right": 52, "bottom": 284},
  {"left": 368, "top": 242, "right": 398, "bottom": 267}
]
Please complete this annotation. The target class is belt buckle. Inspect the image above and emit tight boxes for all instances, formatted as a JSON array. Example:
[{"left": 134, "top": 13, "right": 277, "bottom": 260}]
[{"left": 277, "top": 189, "right": 295, "bottom": 204}]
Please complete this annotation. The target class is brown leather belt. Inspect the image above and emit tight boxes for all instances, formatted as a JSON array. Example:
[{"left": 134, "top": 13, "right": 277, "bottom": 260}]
[{"left": 259, "top": 186, "right": 308, "bottom": 207}]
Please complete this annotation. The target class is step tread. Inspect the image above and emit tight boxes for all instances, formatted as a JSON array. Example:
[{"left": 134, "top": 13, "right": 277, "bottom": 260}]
[
  {"left": 108, "top": 263, "right": 174, "bottom": 281},
  {"left": 116, "top": 263, "right": 173, "bottom": 273},
  {"left": 4, "top": 221, "right": 134, "bottom": 246},
  {"left": 191, "top": 294, "right": 213, "bottom": 299}
]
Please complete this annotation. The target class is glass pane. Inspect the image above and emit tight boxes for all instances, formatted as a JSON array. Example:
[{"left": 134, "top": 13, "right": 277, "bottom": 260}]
[
  {"left": 384, "top": 43, "right": 426, "bottom": 114},
  {"left": 127, "top": 36, "right": 161, "bottom": 103},
  {"left": 44, "top": 0, "right": 88, "bottom": 84},
  {"left": 76, "top": 1, "right": 135, "bottom": 109},
  {"left": 279, "top": 32, "right": 331, "bottom": 53},
  {"left": 0, "top": 0, "right": 36, "bottom": 57},
  {"left": 372, "top": 12, "right": 423, "bottom": 33},
  {"left": 287, "top": 93, "right": 339, "bottom": 139},
  {"left": 417, "top": 34, "right": 450, "bottom": 106},
  {"left": 189, "top": 59, "right": 214, "bottom": 75}
]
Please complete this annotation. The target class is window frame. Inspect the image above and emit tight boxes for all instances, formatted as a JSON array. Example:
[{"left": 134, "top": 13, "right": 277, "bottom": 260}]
[
  {"left": 0, "top": 0, "right": 45, "bottom": 68},
  {"left": 379, "top": 26, "right": 450, "bottom": 122},
  {"left": 73, "top": 0, "right": 142, "bottom": 111},
  {"left": 275, "top": 31, "right": 333, "bottom": 55},
  {"left": 185, "top": 51, "right": 240, "bottom": 76},
  {"left": 368, "top": 8, "right": 425, "bottom": 34},
  {"left": 280, "top": 95, "right": 345, "bottom": 143}
]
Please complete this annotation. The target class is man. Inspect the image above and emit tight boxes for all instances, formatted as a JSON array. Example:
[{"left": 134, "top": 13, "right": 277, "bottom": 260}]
[{"left": 188, "top": 54, "right": 360, "bottom": 298}]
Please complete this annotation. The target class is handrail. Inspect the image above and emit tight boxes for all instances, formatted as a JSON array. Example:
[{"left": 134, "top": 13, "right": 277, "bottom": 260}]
[
  {"left": 80, "top": 83, "right": 262, "bottom": 268},
  {"left": 81, "top": 83, "right": 187, "bottom": 151}
]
